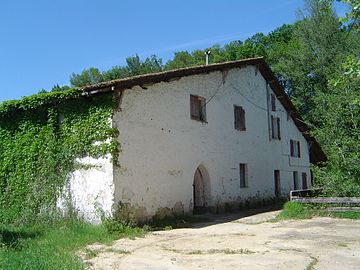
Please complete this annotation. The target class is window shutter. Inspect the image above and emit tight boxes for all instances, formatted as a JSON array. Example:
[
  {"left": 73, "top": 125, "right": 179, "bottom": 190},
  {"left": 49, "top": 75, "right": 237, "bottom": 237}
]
[
  {"left": 190, "top": 95, "right": 200, "bottom": 120},
  {"left": 297, "top": 141, "right": 301, "bottom": 157},
  {"left": 290, "top": 140, "right": 294, "bottom": 156},
  {"left": 271, "top": 116, "right": 275, "bottom": 139},
  {"left": 277, "top": 117, "right": 281, "bottom": 139}
]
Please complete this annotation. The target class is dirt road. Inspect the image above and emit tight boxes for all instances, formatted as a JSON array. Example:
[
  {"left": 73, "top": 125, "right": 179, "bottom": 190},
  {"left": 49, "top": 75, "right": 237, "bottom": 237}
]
[{"left": 83, "top": 211, "right": 360, "bottom": 269}]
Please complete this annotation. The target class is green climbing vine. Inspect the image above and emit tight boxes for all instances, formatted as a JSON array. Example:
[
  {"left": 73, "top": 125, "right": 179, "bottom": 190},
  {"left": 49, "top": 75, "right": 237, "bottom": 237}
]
[{"left": 0, "top": 90, "right": 119, "bottom": 224}]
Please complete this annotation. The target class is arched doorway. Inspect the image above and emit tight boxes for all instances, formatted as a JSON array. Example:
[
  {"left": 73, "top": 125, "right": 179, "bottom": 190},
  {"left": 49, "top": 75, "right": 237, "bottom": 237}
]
[{"left": 193, "top": 165, "right": 211, "bottom": 214}]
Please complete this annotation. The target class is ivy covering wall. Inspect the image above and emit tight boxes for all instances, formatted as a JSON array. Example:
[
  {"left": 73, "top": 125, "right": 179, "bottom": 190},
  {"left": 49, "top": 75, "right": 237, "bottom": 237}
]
[{"left": 0, "top": 90, "right": 118, "bottom": 224}]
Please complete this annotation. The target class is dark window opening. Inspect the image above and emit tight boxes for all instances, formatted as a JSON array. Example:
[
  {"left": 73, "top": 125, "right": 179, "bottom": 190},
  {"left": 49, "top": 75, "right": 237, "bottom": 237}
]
[
  {"left": 271, "top": 116, "right": 281, "bottom": 140},
  {"left": 290, "top": 140, "right": 301, "bottom": 157},
  {"left": 271, "top": 94, "right": 276, "bottom": 111},
  {"left": 240, "top": 163, "right": 248, "bottom": 188},
  {"left": 234, "top": 106, "right": 246, "bottom": 131},
  {"left": 293, "top": 171, "right": 299, "bottom": 190},
  {"left": 302, "top": 172, "right": 308, "bottom": 189}
]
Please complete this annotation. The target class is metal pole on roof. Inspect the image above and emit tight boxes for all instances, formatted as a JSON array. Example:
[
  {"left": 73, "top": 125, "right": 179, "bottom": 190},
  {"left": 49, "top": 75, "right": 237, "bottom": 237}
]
[{"left": 205, "top": 50, "right": 211, "bottom": 65}]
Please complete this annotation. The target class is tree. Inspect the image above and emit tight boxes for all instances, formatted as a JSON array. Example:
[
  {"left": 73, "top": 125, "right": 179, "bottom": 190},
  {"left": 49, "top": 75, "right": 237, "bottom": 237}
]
[
  {"left": 70, "top": 67, "right": 103, "bottom": 87},
  {"left": 269, "top": 0, "right": 359, "bottom": 120},
  {"left": 313, "top": 56, "right": 360, "bottom": 195}
]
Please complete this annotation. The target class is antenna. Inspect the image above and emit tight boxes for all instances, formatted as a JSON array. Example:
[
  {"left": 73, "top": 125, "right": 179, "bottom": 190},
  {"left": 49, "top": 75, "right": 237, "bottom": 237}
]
[{"left": 205, "top": 50, "right": 211, "bottom": 65}]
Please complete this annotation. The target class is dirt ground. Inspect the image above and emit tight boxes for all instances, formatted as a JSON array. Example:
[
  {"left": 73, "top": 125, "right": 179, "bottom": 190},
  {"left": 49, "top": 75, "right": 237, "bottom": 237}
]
[{"left": 83, "top": 210, "right": 360, "bottom": 270}]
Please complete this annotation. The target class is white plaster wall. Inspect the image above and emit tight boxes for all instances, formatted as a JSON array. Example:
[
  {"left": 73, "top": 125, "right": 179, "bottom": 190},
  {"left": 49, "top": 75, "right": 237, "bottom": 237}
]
[
  {"left": 113, "top": 66, "right": 311, "bottom": 219},
  {"left": 57, "top": 155, "right": 114, "bottom": 224}
]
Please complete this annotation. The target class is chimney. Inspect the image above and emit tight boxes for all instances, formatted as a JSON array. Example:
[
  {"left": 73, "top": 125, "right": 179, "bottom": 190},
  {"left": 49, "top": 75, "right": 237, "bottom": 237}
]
[{"left": 205, "top": 50, "right": 211, "bottom": 65}]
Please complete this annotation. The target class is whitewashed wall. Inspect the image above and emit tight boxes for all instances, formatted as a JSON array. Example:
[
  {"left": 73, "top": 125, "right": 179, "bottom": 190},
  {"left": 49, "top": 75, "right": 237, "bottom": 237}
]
[
  {"left": 57, "top": 155, "right": 114, "bottom": 224},
  {"left": 112, "top": 66, "right": 311, "bottom": 220}
]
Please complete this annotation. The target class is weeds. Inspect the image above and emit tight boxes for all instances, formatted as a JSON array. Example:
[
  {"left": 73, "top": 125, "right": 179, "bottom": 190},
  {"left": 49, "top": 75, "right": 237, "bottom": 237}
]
[
  {"left": 0, "top": 218, "right": 147, "bottom": 270},
  {"left": 274, "top": 202, "right": 360, "bottom": 221}
]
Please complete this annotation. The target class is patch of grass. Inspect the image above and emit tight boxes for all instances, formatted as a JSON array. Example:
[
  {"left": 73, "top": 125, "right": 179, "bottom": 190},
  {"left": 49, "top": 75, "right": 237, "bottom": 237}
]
[
  {"left": 187, "top": 249, "right": 203, "bottom": 255},
  {"left": 209, "top": 248, "right": 255, "bottom": 255},
  {"left": 305, "top": 256, "right": 319, "bottom": 270},
  {"left": 163, "top": 225, "right": 173, "bottom": 231},
  {"left": 274, "top": 202, "right": 360, "bottom": 221},
  {"left": 273, "top": 202, "right": 315, "bottom": 221},
  {"left": 332, "top": 211, "right": 360, "bottom": 219},
  {"left": 337, "top": 242, "right": 349, "bottom": 248},
  {"left": 0, "top": 219, "right": 147, "bottom": 270}
]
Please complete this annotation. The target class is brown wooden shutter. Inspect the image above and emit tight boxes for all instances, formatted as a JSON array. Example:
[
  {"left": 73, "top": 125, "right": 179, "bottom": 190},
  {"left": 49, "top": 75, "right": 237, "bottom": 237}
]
[
  {"left": 190, "top": 95, "right": 201, "bottom": 120},
  {"left": 297, "top": 141, "right": 301, "bottom": 157},
  {"left": 277, "top": 117, "right": 281, "bottom": 139}
]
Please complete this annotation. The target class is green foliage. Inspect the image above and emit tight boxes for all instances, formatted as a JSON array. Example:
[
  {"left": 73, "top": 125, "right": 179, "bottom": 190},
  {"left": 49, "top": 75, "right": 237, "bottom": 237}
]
[
  {"left": 102, "top": 218, "right": 148, "bottom": 238},
  {"left": 275, "top": 202, "right": 360, "bottom": 221},
  {"left": 271, "top": 0, "right": 358, "bottom": 118},
  {"left": 0, "top": 220, "right": 116, "bottom": 270},
  {"left": 275, "top": 202, "right": 315, "bottom": 220},
  {"left": 312, "top": 56, "right": 360, "bottom": 196},
  {"left": 0, "top": 90, "right": 118, "bottom": 224},
  {"left": 338, "top": 0, "right": 360, "bottom": 31},
  {"left": 70, "top": 54, "right": 163, "bottom": 87},
  {"left": 332, "top": 211, "right": 360, "bottom": 219}
]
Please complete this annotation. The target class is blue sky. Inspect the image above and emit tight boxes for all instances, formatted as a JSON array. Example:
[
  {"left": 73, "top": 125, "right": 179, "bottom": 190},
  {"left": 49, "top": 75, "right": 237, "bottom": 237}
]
[{"left": 0, "top": 0, "right": 347, "bottom": 102}]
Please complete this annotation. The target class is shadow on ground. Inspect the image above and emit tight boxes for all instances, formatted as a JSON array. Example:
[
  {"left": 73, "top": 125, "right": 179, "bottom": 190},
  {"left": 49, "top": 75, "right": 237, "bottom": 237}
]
[
  {"left": 152, "top": 203, "right": 283, "bottom": 230},
  {"left": 0, "top": 226, "right": 42, "bottom": 250}
]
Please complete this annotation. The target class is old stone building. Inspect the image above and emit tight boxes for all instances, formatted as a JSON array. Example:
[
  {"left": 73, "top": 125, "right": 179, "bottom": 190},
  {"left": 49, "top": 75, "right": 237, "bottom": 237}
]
[{"left": 58, "top": 58, "right": 326, "bottom": 223}]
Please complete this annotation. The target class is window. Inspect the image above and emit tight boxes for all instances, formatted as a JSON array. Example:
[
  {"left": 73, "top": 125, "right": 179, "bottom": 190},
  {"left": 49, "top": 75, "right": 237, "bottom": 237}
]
[
  {"left": 271, "top": 116, "right": 281, "bottom": 140},
  {"left": 190, "top": 95, "right": 206, "bottom": 122},
  {"left": 271, "top": 94, "right": 276, "bottom": 111},
  {"left": 302, "top": 172, "right": 308, "bottom": 190},
  {"left": 240, "top": 163, "right": 248, "bottom": 188},
  {"left": 293, "top": 171, "right": 299, "bottom": 190},
  {"left": 234, "top": 106, "right": 246, "bottom": 131},
  {"left": 274, "top": 170, "right": 281, "bottom": 197},
  {"left": 290, "top": 140, "right": 301, "bottom": 157}
]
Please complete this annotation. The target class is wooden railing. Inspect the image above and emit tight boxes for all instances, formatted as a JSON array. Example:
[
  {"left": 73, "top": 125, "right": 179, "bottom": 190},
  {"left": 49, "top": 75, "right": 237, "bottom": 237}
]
[{"left": 290, "top": 189, "right": 360, "bottom": 212}]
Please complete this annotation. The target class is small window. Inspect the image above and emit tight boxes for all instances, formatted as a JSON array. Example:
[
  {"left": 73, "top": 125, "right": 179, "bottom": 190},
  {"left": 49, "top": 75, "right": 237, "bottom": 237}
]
[
  {"left": 290, "top": 140, "right": 301, "bottom": 157},
  {"left": 302, "top": 172, "right": 308, "bottom": 189},
  {"left": 271, "top": 116, "right": 281, "bottom": 140},
  {"left": 234, "top": 106, "right": 246, "bottom": 131},
  {"left": 240, "top": 163, "right": 248, "bottom": 188},
  {"left": 274, "top": 170, "right": 281, "bottom": 197},
  {"left": 293, "top": 171, "right": 299, "bottom": 190},
  {"left": 271, "top": 94, "right": 276, "bottom": 111},
  {"left": 190, "top": 95, "right": 206, "bottom": 122}
]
